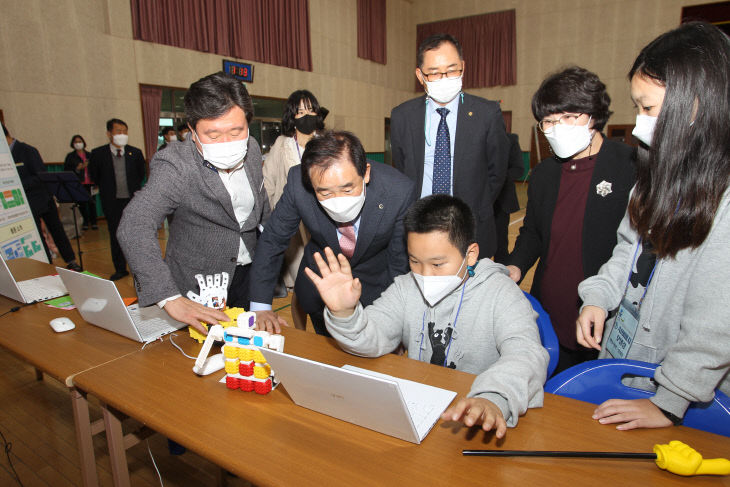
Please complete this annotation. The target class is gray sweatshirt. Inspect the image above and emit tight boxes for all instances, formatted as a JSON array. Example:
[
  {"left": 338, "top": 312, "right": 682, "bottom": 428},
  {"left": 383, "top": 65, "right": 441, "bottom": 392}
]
[
  {"left": 325, "top": 259, "right": 549, "bottom": 426},
  {"left": 578, "top": 190, "right": 730, "bottom": 418}
]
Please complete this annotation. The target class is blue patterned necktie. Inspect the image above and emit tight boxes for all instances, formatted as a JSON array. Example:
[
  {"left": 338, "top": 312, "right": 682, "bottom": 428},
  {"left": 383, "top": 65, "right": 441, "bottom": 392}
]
[{"left": 432, "top": 107, "right": 451, "bottom": 194}]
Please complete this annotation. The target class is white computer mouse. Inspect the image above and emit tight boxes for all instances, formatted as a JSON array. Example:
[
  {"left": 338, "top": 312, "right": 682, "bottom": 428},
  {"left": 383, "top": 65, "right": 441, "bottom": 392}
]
[{"left": 49, "top": 317, "right": 76, "bottom": 333}]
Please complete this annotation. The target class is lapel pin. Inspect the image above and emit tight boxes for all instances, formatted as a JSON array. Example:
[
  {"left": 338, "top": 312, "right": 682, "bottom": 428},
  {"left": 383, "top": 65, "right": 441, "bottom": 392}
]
[
  {"left": 468, "top": 112, "right": 473, "bottom": 116},
  {"left": 378, "top": 203, "right": 384, "bottom": 209},
  {"left": 596, "top": 180, "right": 612, "bottom": 197}
]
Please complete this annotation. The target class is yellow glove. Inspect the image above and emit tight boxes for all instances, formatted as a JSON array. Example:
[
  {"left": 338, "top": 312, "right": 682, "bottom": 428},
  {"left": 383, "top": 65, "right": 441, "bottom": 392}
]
[{"left": 654, "top": 441, "right": 730, "bottom": 476}]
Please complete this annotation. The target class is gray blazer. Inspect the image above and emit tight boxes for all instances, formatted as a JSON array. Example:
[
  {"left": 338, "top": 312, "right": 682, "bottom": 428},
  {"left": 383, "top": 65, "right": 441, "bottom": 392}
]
[{"left": 117, "top": 137, "right": 270, "bottom": 306}]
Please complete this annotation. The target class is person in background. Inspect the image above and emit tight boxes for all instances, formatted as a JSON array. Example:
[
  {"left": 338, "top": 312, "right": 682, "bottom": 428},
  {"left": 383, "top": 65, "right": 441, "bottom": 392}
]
[
  {"left": 390, "top": 33, "right": 510, "bottom": 259},
  {"left": 506, "top": 67, "right": 635, "bottom": 374},
  {"left": 307, "top": 194, "right": 548, "bottom": 436},
  {"left": 64, "top": 134, "right": 97, "bottom": 231},
  {"left": 577, "top": 22, "right": 730, "bottom": 430},
  {"left": 262, "top": 89, "right": 328, "bottom": 328},
  {"left": 4, "top": 123, "right": 82, "bottom": 270},
  {"left": 89, "top": 118, "right": 146, "bottom": 281},
  {"left": 158, "top": 127, "right": 178, "bottom": 151},
  {"left": 251, "top": 131, "right": 416, "bottom": 335},
  {"left": 492, "top": 133, "right": 525, "bottom": 264},
  {"left": 118, "top": 72, "right": 269, "bottom": 333},
  {"left": 177, "top": 123, "right": 190, "bottom": 142}
]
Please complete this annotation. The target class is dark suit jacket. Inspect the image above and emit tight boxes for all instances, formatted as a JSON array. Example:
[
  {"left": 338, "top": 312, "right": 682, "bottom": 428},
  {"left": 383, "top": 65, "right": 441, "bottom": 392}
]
[
  {"left": 507, "top": 137, "right": 636, "bottom": 300},
  {"left": 390, "top": 93, "right": 510, "bottom": 258},
  {"left": 11, "top": 140, "right": 52, "bottom": 214},
  {"left": 88, "top": 144, "right": 146, "bottom": 206},
  {"left": 118, "top": 137, "right": 270, "bottom": 306},
  {"left": 249, "top": 162, "right": 417, "bottom": 314},
  {"left": 495, "top": 133, "right": 524, "bottom": 214}
]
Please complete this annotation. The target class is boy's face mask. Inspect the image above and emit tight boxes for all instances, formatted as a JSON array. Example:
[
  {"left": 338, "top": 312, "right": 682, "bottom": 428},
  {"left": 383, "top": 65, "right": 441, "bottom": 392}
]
[{"left": 412, "top": 257, "right": 467, "bottom": 307}]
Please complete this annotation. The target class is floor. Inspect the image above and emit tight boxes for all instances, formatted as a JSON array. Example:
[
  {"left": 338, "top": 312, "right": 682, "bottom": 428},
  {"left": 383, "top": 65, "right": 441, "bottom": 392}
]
[{"left": 0, "top": 182, "right": 534, "bottom": 486}]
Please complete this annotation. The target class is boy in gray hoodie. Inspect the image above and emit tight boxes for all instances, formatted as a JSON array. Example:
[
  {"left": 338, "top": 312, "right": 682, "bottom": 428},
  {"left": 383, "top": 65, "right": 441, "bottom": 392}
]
[{"left": 306, "top": 195, "right": 549, "bottom": 437}]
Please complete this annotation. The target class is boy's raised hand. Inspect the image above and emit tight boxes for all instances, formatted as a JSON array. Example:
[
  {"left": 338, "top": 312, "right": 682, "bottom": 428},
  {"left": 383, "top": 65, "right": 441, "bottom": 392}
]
[
  {"left": 305, "top": 247, "right": 362, "bottom": 317},
  {"left": 441, "top": 397, "right": 507, "bottom": 438}
]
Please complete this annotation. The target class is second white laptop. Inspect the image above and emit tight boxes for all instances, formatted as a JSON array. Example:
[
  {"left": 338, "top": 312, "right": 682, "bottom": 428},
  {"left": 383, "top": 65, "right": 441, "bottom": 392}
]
[
  {"left": 262, "top": 349, "right": 457, "bottom": 444},
  {"left": 56, "top": 267, "right": 186, "bottom": 342},
  {"left": 0, "top": 256, "right": 67, "bottom": 304}
]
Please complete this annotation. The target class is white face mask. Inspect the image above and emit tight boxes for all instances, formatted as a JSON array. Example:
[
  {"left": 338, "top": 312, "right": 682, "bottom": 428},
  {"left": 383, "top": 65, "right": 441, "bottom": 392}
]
[
  {"left": 632, "top": 114, "right": 657, "bottom": 147},
  {"left": 318, "top": 181, "right": 366, "bottom": 223},
  {"left": 544, "top": 117, "right": 593, "bottom": 159},
  {"left": 112, "top": 134, "right": 129, "bottom": 147},
  {"left": 73, "top": 142, "right": 85, "bottom": 151},
  {"left": 412, "top": 257, "right": 467, "bottom": 307},
  {"left": 424, "top": 76, "right": 462, "bottom": 104},
  {"left": 194, "top": 131, "right": 248, "bottom": 170}
]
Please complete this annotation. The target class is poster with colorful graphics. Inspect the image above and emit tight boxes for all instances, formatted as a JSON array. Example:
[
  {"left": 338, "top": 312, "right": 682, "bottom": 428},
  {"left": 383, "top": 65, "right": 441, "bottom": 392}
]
[{"left": 0, "top": 136, "right": 46, "bottom": 262}]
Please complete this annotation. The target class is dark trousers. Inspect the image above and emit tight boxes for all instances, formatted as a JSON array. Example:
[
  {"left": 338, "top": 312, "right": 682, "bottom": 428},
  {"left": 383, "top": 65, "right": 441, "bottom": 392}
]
[
  {"left": 309, "top": 310, "right": 331, "bottom": 337},
  {"left": 227, "top": 264, "right": 251, "bottom": 310},
  {"left": 102, "top": 197, "right": 130, "bottom": 273},
  {"left": 80, "top": 186, "right": 97, "bottom": 226},
  {"left": 555, "top": 344, "right": 599, "bottom": 376},
  {"left": 493, "top": 208, "right": 511, "bottom": 264},
  {"left": 32, "top": 199, "right": 76, "bottom": 263}
]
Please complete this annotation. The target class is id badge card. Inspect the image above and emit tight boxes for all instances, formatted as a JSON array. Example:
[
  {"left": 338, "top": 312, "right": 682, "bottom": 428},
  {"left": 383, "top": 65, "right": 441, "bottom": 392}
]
[{"left": 605, "top": 298, "right": 640, "bottom": 359}]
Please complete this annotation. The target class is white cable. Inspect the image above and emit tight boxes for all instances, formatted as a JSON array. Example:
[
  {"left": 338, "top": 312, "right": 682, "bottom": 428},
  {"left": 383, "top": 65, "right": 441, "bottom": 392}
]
[
  {"left": 141, "top": 336, "right": 163, "bottom": 350},
  {"left": 146, "top": 439, "right": 164, "bottom": 487},
  {"left": 168, "top": 334, "right": 197, "bottom": 359}
]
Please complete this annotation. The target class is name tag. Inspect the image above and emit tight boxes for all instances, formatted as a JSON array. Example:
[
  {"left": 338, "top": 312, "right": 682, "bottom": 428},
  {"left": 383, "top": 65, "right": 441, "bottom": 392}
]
[{"left": 605, "top": 297, "right": 639, "bottom": 359}]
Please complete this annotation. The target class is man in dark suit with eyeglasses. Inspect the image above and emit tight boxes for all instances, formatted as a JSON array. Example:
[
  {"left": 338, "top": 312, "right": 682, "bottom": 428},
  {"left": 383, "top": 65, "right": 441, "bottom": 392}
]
[{"left": 390, "top": 33, "right": 510, "bottom": 259}]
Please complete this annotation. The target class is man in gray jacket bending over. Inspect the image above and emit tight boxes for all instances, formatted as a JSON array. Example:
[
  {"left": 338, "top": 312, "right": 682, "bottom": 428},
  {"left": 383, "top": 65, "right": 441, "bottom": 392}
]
[
  {"left": 306, "top": 195, "right": 548, "bottom": 436},
  {"left": 118, "top": 72, "right": 270, "bottom": 333}
]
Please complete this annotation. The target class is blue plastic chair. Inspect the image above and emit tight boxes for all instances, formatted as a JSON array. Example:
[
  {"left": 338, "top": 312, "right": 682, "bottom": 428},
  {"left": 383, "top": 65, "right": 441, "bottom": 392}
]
[
  {"left": 545, "top": 359, "right": 730, "bottom": 437},
  {"left": 522, "top": 292, "right": 559, "bottom": 378}
]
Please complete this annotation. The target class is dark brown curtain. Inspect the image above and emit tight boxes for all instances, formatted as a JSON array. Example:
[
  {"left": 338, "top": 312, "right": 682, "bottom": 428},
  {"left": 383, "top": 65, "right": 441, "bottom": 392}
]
[
  {"left": 416, "top": 9, "right": 516, "bottom": 89},
  {"left": 130, "top": 0, "right": 312, "bottom": 71},
  {"left": 357, "top": 0, "right": 386, "bottom": 64},
  {"left": 139, "top": 85, "right": 163, "bottom": 161}
]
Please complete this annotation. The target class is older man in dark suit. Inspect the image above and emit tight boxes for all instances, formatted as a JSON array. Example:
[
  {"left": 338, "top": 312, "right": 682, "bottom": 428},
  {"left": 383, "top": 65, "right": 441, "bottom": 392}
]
[
  {"left": 89, "top": 118, "right": 146, "bottom": 280},
  {"left": 250, "top": 131, "right": 417, "bottom": 335},
  {"left": 117, "top": 72, "right": 270, "bottom": 333},
  {"left": 390, "top": 33, "right": 510, "bottom": 258}
]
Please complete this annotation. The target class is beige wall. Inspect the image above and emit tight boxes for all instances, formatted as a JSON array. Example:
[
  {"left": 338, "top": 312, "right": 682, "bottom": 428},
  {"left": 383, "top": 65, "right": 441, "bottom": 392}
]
[
  {"left": 0, "top": 0, "right": 416, "bottom": 161},
  {"left": 0, "top": 0, "right": 709, "bottom": 162},
  {"left": 414, "top": 0, "right": 702, "bottom": 147}
]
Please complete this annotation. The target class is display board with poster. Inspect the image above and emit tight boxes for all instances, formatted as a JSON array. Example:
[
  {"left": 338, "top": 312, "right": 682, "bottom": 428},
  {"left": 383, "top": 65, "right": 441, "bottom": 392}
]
[{"left": 0, "top": 136, "right": 47, "bottom": 262}]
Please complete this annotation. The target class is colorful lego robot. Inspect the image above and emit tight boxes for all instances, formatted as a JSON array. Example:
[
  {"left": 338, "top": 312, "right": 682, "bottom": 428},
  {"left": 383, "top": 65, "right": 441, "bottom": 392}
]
[
  {"left": 220, "top": 326, "right": 285, "bottom": 394},
  {"left": 192, "top": 312, "right": 285, "bottom": 395}
]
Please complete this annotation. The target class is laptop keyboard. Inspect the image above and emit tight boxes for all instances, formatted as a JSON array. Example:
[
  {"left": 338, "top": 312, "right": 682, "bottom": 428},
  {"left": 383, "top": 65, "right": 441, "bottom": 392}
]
[
  {"left": 406, "top": 401, "right": 438, "bottom": 435},
  {"left": 127, "top": 307, "right": 179, "bottom": 341},
  {"left": 17, "top": 276, "right": 67, "bottom": 303}
]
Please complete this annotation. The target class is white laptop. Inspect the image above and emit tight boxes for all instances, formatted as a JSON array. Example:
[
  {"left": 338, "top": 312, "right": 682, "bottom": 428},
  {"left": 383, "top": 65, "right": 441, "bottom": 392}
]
[
  {"left": 56, "top": 267, "right": 186, "bottom": 343},
  {"left": 0, "top": 256, "right": 67, "bottom": 303},
  {"left": 262, "top": 349, "right": 457, "bottom": 444}
]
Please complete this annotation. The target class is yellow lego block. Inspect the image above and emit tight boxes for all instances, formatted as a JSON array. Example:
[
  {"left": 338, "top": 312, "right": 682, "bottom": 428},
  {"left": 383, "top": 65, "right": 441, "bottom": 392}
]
[
  {"left": 239, "top": 347, "right": 255, "bottom": 361},
  {"left": 223, "top": 345, "right": 238, "bottom": 359},
  {"left": 224, "top": 359, "right": 240, "bottom": 374},
  {"left": 252, "top": 350, "right": 267, "bottom": 364},
  {"left": 253, "top": 364, "right": 271, "bottom": 379}
]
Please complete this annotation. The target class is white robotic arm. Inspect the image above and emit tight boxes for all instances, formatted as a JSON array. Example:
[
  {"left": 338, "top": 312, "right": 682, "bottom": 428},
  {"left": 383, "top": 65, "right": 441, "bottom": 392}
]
[{"left": 192, "top": 325, "right": 225, "bottom": 375}]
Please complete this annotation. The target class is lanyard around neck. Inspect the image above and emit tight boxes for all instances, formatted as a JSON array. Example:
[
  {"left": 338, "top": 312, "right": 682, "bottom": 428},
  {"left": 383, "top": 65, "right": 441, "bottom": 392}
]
[
  {"left": 622, "top": 239, "right": 657, "bottom": 311},
  {"left": 418, "top": 279, "right": 467, "bottom": 366}
]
